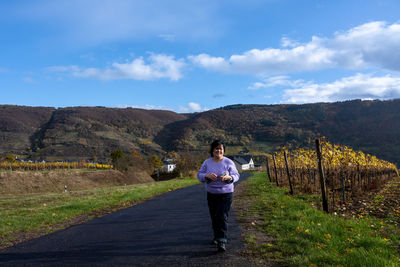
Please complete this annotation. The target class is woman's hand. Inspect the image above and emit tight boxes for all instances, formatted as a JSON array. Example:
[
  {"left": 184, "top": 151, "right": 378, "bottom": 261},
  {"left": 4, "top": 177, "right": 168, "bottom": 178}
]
[
  {"left": 206, "top": 173, "right": 218, "bottom": 181},
  {"left": 220, "top": 173, "right": 232, "bottom": 182}
]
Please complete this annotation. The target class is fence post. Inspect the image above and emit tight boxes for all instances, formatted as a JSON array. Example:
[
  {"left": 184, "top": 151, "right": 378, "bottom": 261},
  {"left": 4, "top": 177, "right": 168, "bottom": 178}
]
[
  {"left": 272, "top": 154, "right": 279, "bottom": 186},
  {"left": 284, "top": 151, "right": 294, "bottom": 195},
  {"left": 341, "top": 172, "right": 346, "bottom": 203},
  {"left": 266, "top": 157, "right": 272, "bottom": 182},
  {"left": 315, "top": 138, "right": 329, "bottom": 213}
]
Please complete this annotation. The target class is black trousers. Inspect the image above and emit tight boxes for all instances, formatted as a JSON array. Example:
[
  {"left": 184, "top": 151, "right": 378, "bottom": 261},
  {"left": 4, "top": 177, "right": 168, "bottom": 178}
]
[{"left": 207, "top": 192, "right": 233, "bottom": 243}]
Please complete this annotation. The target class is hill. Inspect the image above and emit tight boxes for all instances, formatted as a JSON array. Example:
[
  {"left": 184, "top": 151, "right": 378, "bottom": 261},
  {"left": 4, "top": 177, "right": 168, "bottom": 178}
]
[
  {"left": 0, "top": 105, "right": 55, "bottom": 156},
  {"left": 1, "top": 99, "right": 400, "bottom": 166},
  {"left": 0, "top": 105, "right": 187, "bottom": 161},
  {"left": 154, "top": 99, "right": 400, "bottom": 166}
]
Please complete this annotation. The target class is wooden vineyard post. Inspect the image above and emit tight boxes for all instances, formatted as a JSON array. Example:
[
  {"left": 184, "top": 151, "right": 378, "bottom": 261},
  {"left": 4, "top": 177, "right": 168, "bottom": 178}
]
[
  {"left": 284, "top": 150, "right": 294, "bottom": 195},
  {"left": 315, "top": 138, "right": 329, "bottom": 213},
  {"left": 272, "top": 154, "right": 279, "bottom": 186},
  {"left": 341, "top": 172, "right": 346, "bottom": 204},
  {"left": 266, "top": 157, "right": 272, "bottom": 182}
]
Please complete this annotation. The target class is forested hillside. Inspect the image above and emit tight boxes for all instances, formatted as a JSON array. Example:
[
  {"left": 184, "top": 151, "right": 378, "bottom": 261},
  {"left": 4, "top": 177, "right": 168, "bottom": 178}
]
[
  {"left": 0, "top": 106, "right": 187, "bottom": 161},
  {"left": 1, "top": 99, "right": 400, "bottom": 165},
  {"left": 155, "top": 99, "right": 400, "bottom": 166}
]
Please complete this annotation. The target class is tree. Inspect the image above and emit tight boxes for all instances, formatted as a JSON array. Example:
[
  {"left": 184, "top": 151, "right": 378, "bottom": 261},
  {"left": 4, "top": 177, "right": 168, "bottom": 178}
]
[
  {"left": 2, "top": 154, "right": 16, "bottom": 163},
  {"left": 110, "top": 150, "right": 126, "bottom": 170},
  {"left": 165, "top": 151, "right": 180, "bottom": 161},
  {"left": 149, "top": 155, "right": 163, "bottom": 170},
  {"left": 110, "top": 150, "right": 124, "bottom": 164},
  {"left": 175, "top": 152, "right": 202, "bottom": 178}
]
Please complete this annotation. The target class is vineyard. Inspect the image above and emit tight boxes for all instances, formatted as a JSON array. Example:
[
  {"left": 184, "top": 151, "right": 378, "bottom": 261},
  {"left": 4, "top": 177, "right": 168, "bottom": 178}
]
[
  {"left": 266, "top": 137, "right": 399, "bottom": 213},
  {"left": 0, "top": 160, "right": 113, "bottom": 171}
]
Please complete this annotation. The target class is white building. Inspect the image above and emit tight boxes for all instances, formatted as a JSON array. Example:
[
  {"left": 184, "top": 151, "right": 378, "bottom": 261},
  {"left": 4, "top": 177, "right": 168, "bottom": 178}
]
[
  {"left": 161, "top": 160, "right": 176, "bottom": 173},
  {"left": 228, "top": 156, "right": 255, "bottom": 171}
]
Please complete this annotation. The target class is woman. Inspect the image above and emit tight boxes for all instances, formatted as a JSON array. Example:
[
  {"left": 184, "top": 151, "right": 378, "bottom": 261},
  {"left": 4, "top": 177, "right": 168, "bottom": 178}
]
[{"left": 197, "top": 140, "right": 240, "bottom": 252}]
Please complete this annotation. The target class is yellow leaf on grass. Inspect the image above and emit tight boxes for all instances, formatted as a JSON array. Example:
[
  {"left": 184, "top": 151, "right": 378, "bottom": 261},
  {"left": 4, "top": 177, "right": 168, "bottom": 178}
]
[{"left": 325, "top": 233, "right": 332, "bottom": 239}]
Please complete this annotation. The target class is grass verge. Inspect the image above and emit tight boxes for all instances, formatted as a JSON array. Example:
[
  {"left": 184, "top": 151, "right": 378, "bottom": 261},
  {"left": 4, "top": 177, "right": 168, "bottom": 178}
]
[
  {"left": 0, "top": 177, "right": 199, "bottom": 249},
  {"left": 236, "top": 172, "right": 400, "bottom": 266}
]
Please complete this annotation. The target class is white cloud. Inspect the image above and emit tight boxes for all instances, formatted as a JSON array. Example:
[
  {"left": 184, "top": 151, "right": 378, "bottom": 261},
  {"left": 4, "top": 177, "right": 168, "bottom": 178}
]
[
  {"left": 190, "top": 21, "right": 400, "bottom": 75},
  {"left": 116, "top": 102, "right": 208, "bottom": 113},
  {"left": 280, "top": 37, "right": 300, "bottom": 48},
  {"left": 248, "top": 75, "right": 306, "bottom": 90},
  {"left": 280, "top": 73, "right": 400, "bottom": 103},
  {"left": 188, "top": 102, "right": 202, "bottom": 112},
  {"left": 188, "top": 54, "right": 230, "bottom": 72},
  {"left": 178, "top": 102, "right": 206, "bottom": 113},
  {"left": 115, "top": 104, "right": 170, "bottom": 110},
  {"left": 47, "top": 54, "right": 185, "bottom": 81}
]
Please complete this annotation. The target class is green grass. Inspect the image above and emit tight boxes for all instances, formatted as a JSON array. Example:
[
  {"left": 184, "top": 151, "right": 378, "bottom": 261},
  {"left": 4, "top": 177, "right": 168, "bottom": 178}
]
[
  {"left": 240, "top": 172, "right": 400, "bottom": 266},
  {"left": 0, "top": 177, "right": 199, "bottom": 248}
]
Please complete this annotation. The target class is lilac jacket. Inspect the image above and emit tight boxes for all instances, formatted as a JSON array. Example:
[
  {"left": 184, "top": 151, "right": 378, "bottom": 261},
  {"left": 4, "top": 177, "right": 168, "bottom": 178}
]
[{"left": 197, "top": 157, "right": 240, "bottom": 194}]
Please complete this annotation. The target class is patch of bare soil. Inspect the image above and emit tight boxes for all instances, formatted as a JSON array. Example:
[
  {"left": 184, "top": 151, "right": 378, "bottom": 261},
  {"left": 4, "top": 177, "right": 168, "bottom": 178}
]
[
  {"left": 0, "top": 169, "right": 154, "bottom": 195},
  {"left": 233, "top": 183, "right": 277, "bottom": 267},
  {"left": 341, "top": 176, "right": 400, "bottom": 224}
]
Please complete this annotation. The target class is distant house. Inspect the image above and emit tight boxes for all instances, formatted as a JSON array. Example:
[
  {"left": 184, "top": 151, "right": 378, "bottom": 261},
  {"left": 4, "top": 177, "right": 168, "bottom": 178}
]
[
  {"left": 161, "top": 160, "right": 176, "bottom": 173},
  {"left": 227, "top": 155, "right": 255, "bottom": 171},
  {"left": 238, "top": 148, "right": 249, "bottom": 155}
]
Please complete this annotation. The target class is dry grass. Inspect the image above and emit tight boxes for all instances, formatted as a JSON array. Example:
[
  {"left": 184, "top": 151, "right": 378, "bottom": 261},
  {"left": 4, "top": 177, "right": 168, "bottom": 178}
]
[{"left": 0, "top": 169, "right": 154, "bottom": 195}]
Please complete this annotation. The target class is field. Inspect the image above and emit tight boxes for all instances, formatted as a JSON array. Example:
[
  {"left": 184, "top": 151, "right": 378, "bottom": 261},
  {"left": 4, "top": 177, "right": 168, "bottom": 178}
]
[
  {"left": 0, "top": 177, "right": 199, "bottom": 249},
  {"left": 2, "top": 164, "right": 399, "bottom": 265},
  {"left": 266, "top": 138, "right": 399, "bottom": 214},
  {"left": 0, "top": 169, "right": 154, "bottom": 195},
  {"left": 235, "top": 172, "right": 400, "bottom": 266},
  {"left": 0, "top": 160, "right": 113, "bottom": 171}
]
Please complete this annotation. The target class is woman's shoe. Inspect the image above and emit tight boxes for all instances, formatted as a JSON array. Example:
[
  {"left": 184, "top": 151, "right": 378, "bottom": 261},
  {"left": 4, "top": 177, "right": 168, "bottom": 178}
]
[{"left": 217, "top": 242, "right": 226, "bottom": 252}]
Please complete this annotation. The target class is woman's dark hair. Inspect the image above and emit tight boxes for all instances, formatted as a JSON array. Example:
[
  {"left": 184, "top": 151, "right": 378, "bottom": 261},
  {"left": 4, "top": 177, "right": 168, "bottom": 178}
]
[{"left": 209, "top": 140, "right": 226, "bottom": 157}]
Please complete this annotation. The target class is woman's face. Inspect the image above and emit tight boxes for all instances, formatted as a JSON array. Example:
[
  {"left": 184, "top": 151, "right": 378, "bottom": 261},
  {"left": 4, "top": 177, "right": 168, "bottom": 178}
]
[{"left": 213, "top": 144, "right": 224, "bottom": 159}]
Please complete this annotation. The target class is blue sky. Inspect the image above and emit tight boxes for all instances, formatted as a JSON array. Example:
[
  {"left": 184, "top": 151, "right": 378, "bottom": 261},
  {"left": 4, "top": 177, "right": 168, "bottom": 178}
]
[{"left": 1, "top": 0, "right": 400, "bottom": 112}]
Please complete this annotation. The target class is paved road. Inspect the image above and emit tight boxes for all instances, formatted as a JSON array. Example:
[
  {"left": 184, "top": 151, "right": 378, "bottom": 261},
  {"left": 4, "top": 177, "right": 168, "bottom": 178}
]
[{"left": 0, "top": 173, "right": 253, "bottom": 266}]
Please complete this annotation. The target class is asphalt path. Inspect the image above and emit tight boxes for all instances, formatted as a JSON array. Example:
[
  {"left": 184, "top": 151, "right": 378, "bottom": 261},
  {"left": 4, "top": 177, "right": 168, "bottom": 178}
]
[{"left": 0, "top": 173, "right": 253, "bottom": 266}]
